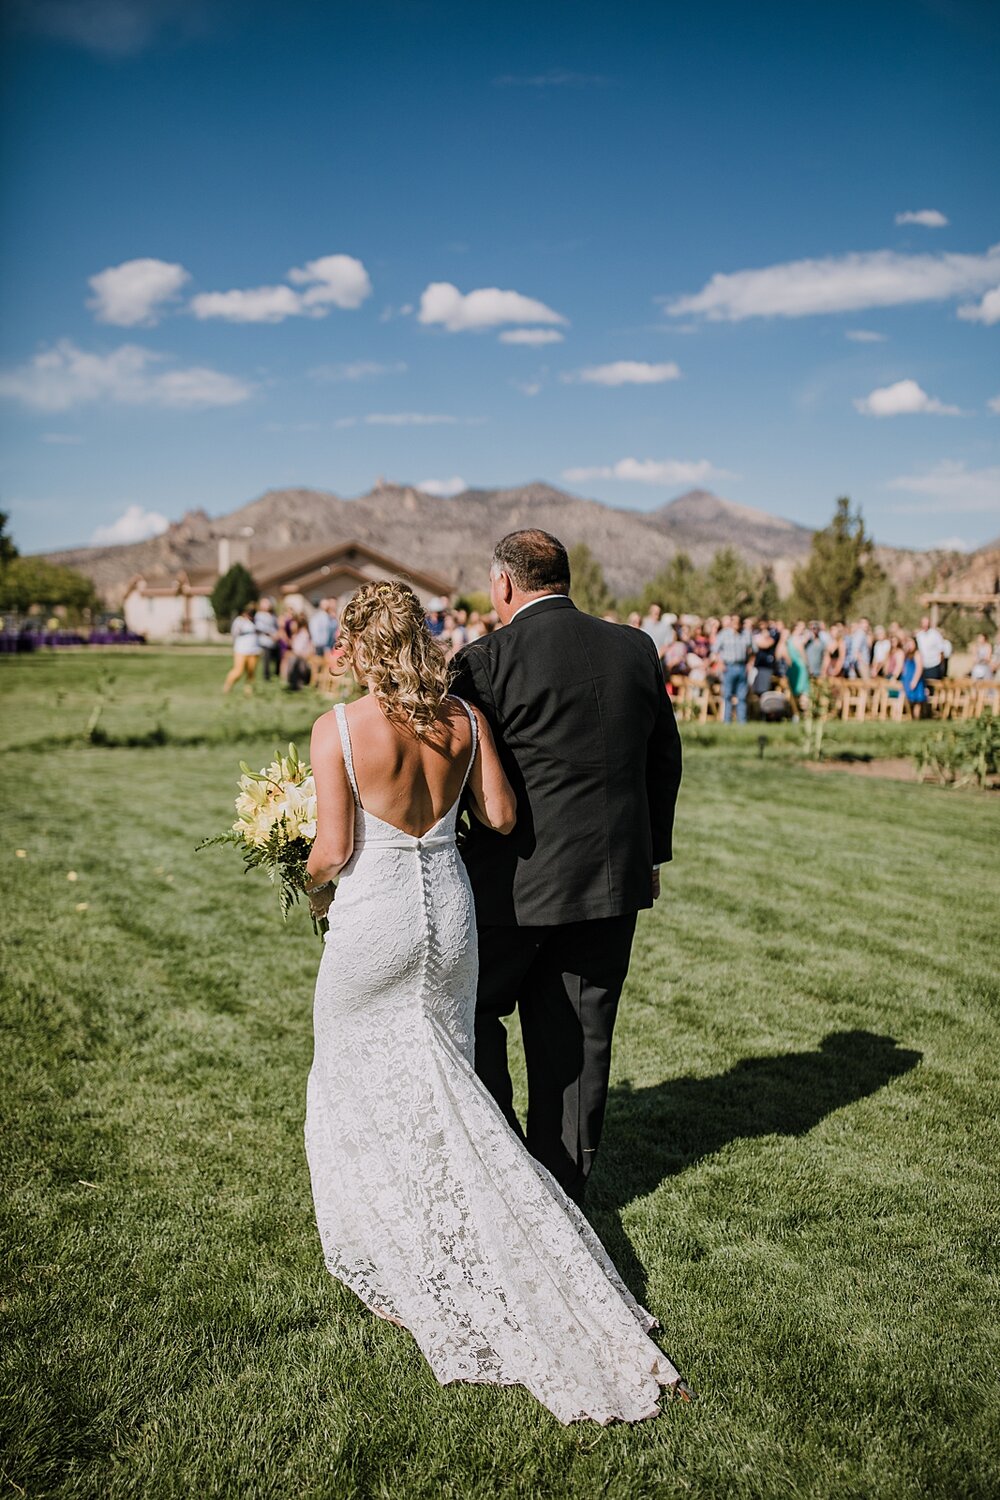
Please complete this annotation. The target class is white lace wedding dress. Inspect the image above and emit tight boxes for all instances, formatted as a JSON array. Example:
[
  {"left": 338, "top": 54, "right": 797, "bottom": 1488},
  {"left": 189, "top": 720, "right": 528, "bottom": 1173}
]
[{"left": 304, "top": 699, "right": 682, "bottom": 1424}]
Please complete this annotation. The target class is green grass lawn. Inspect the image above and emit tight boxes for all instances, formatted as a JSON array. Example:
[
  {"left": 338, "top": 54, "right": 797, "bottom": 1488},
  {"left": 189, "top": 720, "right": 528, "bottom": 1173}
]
[{"left": 2, "top": 653, "right": 998, "bottom": 1498}]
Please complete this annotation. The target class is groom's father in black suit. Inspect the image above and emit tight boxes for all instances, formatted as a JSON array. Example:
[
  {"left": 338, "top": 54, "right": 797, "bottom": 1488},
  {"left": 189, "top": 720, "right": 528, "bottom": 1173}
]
[{"left": 451, "top": 529, "right": 682, "bottom": 1204}]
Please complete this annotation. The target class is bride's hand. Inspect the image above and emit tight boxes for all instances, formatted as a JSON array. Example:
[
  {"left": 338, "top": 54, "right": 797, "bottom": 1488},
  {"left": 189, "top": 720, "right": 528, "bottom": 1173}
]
[{"left": 308, "top": 882, "right": 335, "bottom": 922}]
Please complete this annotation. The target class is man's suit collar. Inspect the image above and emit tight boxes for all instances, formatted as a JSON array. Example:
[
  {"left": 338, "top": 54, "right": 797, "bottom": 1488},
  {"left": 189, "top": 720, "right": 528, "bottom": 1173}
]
[{"left": 507, "top": 595, "right": 576, "bottom": 626}]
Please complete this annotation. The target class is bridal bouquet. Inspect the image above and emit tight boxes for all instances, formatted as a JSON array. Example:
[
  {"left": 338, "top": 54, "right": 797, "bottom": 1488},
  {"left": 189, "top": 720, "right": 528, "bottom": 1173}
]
[{"left": 198, "top": 743, "right": 321, "bottom": 925}]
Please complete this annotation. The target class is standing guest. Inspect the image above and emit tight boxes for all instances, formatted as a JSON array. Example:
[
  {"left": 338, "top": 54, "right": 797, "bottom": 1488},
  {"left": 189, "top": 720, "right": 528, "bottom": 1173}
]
[
  {"left": 901, "top": 636, "right": 928, "bottom": 717},
  {"left": 286, "top": 614, "right": 314, "bottom": 691},
  {"left": 915, "top": 616, "right": 946, "bottom": 683},
  {"left": 971, "top": 633, "right": 994, "bottom": 680},
  {"left": 713, "top": 613, "right": 753, "bottom": 723},
  {"left": 751, "top": 620, "right": 780, "bottom": 693},
  {"left": 689, "top": 620, "right": 711, "bottom": 663},
  {"left": 804, "top": 621, "right": 827, "bottom": 678},
  {"left": 884, "top": 633, "right": 906, "bottom": 681},
  {"left": 310, "top": 598, "right": 336, "bottom": 658},
  {"left": 223, "top": 604, "right": 261, "bottom": 696},
  {"left": 941, "top": 632, "right": 953, "bottom": 678},
  {"left": 626, "top": 610, "right": 643, "bottom": 629},
  {"left": 843, "top": 618, "right": 872, "bottom": 679},
  {"left": 641, "top": 602, "right": 674, "bottom": 661},
  {"left": 871, "top": 624, "right": 891, "bottom": 676},
  {"left": 780, "top": 621, "right": 812, "bottom": 717},
  {"left": 254, "top": 596, "right": 280, "bottom": 681},
  {"left": 824, "top": 623, "right": 846, "bottom": 677},
  {"left": 663, "top": 626, "right": 690, "bottom": 678}
]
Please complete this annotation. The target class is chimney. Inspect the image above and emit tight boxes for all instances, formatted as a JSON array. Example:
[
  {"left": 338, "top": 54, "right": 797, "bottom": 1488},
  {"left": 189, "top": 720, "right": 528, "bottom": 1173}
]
[{"left": 218, "top": 536, "right": 251, "bottom": 575}]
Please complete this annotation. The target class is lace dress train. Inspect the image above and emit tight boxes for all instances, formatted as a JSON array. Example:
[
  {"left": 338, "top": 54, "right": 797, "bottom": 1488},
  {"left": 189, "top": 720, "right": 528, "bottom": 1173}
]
[{"left": 304, "top": 700, "right": 682, "bottom": 1424}]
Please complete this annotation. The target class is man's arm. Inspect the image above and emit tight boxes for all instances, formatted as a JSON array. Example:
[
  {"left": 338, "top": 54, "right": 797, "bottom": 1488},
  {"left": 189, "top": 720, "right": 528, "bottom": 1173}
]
[
  {"left": 450, "top": 643, "right": 499, "bottom": 730},
  {"left": 645, "top": 649, "right": 683, "bottom": 866}
]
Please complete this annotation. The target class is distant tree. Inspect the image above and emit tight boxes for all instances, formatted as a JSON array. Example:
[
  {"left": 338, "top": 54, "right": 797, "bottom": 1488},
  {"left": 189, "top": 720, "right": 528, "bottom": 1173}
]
[
  {"left": 0, "top": 511, "right": 18, "bottom": 569},
  {"left": 210, "top": 563, "right": 258, "bottom": 631},
  {"left": 702, "top": 546, "right": 754, "bottom": 617},
  {"left": 0, "top": 556, "right": 98, "bottom": 615},
  {"left": 454, "top": 590, "right": 492, "bottom": 617},
  {"left": 626, "top": 550, "right": 703, "bottom": 618},
  {"left": 568, "top": 542, "right": 614, "bottom": 617},
  {"left": 751, "top": 564, "right": 782, "bottom": 620},
  {"left": 791, "top": 497, "right": 877, "bottom": 622}
]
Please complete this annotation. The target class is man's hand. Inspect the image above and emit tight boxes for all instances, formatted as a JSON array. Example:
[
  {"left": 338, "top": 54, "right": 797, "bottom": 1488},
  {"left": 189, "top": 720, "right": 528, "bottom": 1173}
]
[{"left": 652, "top": 866, "right": 661, "bottom": 901}]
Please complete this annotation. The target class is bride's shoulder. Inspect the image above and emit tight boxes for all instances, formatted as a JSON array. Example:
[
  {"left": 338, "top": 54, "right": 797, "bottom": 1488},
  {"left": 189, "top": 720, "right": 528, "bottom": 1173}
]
[{"left": 310, "top": 706, "right": 346, "bottom": 755}]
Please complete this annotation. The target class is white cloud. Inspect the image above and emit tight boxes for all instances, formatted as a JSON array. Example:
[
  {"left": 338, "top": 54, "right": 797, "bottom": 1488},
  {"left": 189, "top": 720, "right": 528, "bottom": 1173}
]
[
  {"left": 363, "top": 412, "right": 458, "bottom": 426},
  {"left": 513, "top": 380, "right": 543, "bottom": 397},
  {"left": 854, "top": 379, "right": 960, "bottom": 417},
  {"left": 664, "top": 243, "right": 1000, "bottom": 321},
  {"left": 562, "top": 457, "right": 730, "bottom": 486},
  {"left": 418, "top": 282, "right": 567, "bottom": 332},
  {"left": 957, "top": 286, "right": 1000, "bottom": 325},
  {"left": 189, "top": 284, "right": 306, "bottom": 323},
  {"left": 930, "top": 536, "right": 973, "bottom": 552},
  {"left": 564, "top": 360, "right": 681, "bottom": 386},
  {"left": 310, "top": 360, "right": 407, "bottom": 381},
  {"left": 88, "top": 258, "right": 189, "bottom": 326},
  {"left": 845, "top": 329, "right": 887, "bottom": 343},
  {"left": 0, "top": 340, "right": 253, "bottom": 411},
  {"left": 895, "top": 210, "right": 949, "bottom": 228},
  {"left": 988, "top": 395, "right": 1000, "bottom": 414},
  {"left": 498, "top": 329, "right": 565, "bottom": 346},
  {"left": 91, "top": 504, "right": 170, "bottom": 546},
  {"left": 418, "top": 476, "right": 467, "bottom": 497},
  {"left": 190, "top": 254, "right": 372, "bottom": 323},
  {"left": 887, "top": 461, "right": 1000, "bottom": 513},
  {"left": 287, "top": 254, "right": 372, "bottom": 310}
]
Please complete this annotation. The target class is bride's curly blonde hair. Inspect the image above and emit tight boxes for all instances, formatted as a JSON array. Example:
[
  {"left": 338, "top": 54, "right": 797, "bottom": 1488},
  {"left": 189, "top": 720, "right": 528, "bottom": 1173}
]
[{"left": 339, "top": 579, "right": 449, "bottom": 737}]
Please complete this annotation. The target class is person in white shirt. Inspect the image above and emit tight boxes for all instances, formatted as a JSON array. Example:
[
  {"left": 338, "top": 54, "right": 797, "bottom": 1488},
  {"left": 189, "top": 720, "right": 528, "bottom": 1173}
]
[
  {"left": 223, "top": 603, "right": 261, "bottom": 696},
  {"left": 641, "top": 602, "right": 675, "bottom": 659},
  {"left": 254, "top": 596, "right": 280, "bottom": 681},
  {"left": 915, "top": 617, "right": 946, "bottom": 682}
]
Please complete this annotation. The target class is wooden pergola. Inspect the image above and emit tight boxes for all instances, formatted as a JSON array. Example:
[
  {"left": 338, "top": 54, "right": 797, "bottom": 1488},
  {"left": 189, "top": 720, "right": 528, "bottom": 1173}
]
[{"left": 920, "top": 592, "right": 1000, "bottom": 628}]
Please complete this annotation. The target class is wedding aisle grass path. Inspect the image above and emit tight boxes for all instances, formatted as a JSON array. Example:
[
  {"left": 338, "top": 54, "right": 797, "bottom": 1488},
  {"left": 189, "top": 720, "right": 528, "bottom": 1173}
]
[{"left": 2, "top": 654, "right": 998, "bottom": 1499}]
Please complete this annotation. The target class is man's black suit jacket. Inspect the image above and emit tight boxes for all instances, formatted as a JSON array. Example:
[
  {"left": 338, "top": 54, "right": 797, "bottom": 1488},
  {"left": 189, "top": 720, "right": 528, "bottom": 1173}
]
[{"left": 450, "top": 596, "right": 682, "bottom": 927}]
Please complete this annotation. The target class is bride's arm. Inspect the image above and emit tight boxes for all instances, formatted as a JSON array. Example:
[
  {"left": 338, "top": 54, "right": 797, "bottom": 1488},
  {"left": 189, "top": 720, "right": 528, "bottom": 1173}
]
[
  {"left": 466, "top": 708, "right": 517, "bottom": 835},
  {"left": 306, "top": 712, "right": 355, "bottom": 889}
]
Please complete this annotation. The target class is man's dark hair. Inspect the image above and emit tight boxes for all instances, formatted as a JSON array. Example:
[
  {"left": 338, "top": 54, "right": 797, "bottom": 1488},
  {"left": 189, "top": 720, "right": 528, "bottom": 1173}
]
[{"left": 491, "top": 529, "right": 570, "bottom": 594}]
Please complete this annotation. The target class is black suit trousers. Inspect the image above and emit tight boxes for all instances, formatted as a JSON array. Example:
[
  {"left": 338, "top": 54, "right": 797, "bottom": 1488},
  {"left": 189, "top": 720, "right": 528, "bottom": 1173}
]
[{"left": 474, "top": 914, "right": 637, "bottom": 1205}]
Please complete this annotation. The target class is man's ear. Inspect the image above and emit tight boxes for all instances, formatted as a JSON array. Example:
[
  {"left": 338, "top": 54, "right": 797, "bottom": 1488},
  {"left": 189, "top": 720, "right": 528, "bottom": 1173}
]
[{"left": 497, "top": 570, "right": 514, "bottom": 605}]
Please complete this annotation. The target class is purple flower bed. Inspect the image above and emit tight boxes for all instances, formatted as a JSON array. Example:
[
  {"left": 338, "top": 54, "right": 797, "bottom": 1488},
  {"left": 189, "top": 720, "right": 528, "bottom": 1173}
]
[{"left": 0, "top": 630, "right": 146, "bottom": 653}]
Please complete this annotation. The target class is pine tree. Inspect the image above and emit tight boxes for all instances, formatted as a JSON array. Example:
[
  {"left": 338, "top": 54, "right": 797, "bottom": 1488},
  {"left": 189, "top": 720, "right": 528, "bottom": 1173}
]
[
  {"left": 752, "top": 564, "right": 782, "bottom": 620},
  {"left": 629, "top": 551, "right": 702, "bottom": 617},
  {"left": 703, "top": 546, "right": 754, "bottom": 617},
  {"left": 210, "top": 563, "right": 258, "bottom": 631},
  {"left": 791, "top": 497, "right": 875, "bottom": 622},
  {"left": 568, "top": 543, "right": 614, "bottom": 617},
  {"left": 0, "top": 511, "right": 18, "bottom": 569}
]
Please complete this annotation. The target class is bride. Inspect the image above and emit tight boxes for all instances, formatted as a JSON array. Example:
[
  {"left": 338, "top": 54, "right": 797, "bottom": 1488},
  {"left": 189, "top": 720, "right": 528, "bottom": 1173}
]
[{"left": 303, "top": 579, "right": 690, "bottom": 1424}]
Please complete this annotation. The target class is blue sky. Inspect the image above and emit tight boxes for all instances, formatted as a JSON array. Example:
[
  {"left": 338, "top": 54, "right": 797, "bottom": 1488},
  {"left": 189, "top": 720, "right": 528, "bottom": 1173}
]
[{"left": 1, "top": 0, "right": 998, "bottom": 555}]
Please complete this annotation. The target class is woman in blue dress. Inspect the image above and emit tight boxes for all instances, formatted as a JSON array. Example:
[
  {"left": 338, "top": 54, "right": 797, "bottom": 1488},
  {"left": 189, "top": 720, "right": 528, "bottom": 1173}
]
[{"left": 901, "top": 636, "right": 928, "bottom": 718}]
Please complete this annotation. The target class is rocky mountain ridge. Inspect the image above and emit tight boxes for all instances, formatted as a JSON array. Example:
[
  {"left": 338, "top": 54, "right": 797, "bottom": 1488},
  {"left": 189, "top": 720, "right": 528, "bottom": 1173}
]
[{"left": 42, "top": 481, "right": 960, "bottom": 606}]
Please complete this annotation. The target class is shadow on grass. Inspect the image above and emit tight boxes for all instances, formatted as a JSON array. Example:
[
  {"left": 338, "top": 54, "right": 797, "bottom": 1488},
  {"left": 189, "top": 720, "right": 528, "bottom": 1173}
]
[{"left": 590, "top": 1029, "right": 922, "bottom": 1299}]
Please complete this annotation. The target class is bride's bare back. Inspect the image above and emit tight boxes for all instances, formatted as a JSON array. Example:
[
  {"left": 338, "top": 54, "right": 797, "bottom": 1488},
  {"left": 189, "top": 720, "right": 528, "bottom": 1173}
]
[
  {"left": 307, "top": 691, "right": 515, "bottom": 885},
  {"left": 342, "top": 693, "right": 478, "bottom": 838}
]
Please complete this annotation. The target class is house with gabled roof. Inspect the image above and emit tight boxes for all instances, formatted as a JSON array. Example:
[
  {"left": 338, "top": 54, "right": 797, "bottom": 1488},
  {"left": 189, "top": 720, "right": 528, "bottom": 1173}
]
[{"left": 122, "top": 538, "right": 455, "bottom": 640}]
